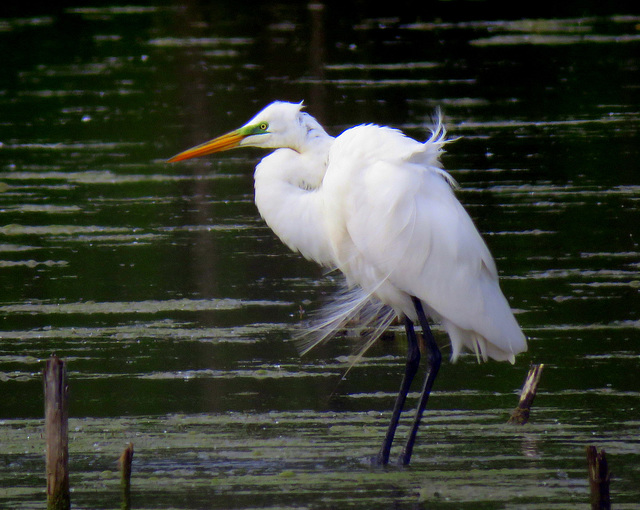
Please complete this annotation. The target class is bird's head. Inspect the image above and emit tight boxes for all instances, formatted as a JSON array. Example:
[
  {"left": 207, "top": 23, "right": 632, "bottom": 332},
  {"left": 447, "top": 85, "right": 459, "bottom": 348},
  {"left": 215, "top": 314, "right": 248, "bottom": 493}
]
[{"left": 167, "top": 101, "right": 318, "bottom": 162}]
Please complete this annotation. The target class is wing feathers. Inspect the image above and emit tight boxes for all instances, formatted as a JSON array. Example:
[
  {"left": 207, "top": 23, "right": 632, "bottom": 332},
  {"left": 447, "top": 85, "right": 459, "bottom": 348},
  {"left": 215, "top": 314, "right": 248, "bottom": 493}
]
[{"left": 323, "top": 122, "right": 526, "bottom": 362}]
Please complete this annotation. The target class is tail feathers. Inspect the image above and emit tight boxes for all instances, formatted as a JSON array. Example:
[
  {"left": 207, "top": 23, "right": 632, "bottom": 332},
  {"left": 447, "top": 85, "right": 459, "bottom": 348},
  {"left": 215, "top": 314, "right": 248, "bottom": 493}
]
[
  {"left": 295, "top": 283, "right": 396, "bottom": 358},
  {"left": 444, "top": 320, "right": 525, "bottom": 364}
]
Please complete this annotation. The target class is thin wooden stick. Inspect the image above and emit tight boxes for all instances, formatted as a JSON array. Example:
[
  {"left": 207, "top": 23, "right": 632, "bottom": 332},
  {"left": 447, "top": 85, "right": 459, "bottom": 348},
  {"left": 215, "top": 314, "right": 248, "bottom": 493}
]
[
  {"left": 119, "top": 443, "right": 134, "bottom": 510},
  {"left": 587, "top": 446, "right": 611, "bottom": 509},
  {"left": 44, "top": 356, "right": 70, "bottom": 510},
  {"left": 508, "top": 363, "right": 544, "bottom": 425}
]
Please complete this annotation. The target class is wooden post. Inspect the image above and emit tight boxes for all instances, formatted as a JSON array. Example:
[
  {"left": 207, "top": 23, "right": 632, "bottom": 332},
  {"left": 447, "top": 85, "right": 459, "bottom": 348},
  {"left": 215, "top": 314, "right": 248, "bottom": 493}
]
[
  {"left": 508, "top": 363, "right": 544, "bottom": 425},
  {"left": 587, "top": 446, "right": 611, "bottom": 510},
  {"left": 44, "top": 356, "right": 70, "bottom": 510},
  {"left": 119, "top": 443, "right": 134, "bottom": 510}
]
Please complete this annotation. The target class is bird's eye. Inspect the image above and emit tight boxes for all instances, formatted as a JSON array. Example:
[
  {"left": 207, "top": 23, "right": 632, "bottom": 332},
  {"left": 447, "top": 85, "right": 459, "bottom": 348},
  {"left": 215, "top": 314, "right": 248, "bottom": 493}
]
[{"left": 259, "top": 123, "right": 268, "bottom": 131}]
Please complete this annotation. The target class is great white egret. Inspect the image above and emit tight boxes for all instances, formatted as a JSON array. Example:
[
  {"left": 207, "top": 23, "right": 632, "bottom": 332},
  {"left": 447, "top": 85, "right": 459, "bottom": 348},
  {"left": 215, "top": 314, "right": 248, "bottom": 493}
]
[{"left": 168, "top": 101, "right": 527, "bottom": 465}]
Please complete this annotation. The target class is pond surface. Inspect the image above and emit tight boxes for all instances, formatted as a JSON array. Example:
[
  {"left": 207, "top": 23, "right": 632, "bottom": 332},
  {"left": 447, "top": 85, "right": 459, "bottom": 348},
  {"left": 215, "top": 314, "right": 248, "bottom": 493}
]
[{"left": 1, "top": 2, "right": 639, "bottom": 509}]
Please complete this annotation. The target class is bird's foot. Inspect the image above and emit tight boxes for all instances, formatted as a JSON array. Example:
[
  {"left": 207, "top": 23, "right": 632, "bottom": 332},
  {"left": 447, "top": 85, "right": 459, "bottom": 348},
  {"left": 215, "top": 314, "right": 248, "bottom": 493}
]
[{"left": 370, "top": 451, "right": 389, "bottom": 466}]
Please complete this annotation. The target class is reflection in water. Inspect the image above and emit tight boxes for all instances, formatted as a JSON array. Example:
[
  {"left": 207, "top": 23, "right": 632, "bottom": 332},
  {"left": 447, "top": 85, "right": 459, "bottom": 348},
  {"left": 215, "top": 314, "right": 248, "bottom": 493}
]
[
  {"left": 308, "top": 2, "right": 327, "bottom": 121},
  {"left": 520, "top": 433, "right": 542, "bottom": 459}
]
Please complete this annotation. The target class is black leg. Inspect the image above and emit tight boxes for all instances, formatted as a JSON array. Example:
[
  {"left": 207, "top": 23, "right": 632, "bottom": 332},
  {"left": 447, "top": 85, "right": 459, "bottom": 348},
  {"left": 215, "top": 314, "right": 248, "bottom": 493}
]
[
  {"left": 398, "top": 297, "right": 442, "bottom": 465},
  {"left": 375, "top": 315, "right": 420, "bottom": 465}
]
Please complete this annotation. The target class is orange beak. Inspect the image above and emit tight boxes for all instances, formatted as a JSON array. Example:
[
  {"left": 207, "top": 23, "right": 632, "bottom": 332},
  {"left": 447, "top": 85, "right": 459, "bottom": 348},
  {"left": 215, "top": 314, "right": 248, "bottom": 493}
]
[{"left": 167, "top": 130, "right": 246, "bottom": 163}]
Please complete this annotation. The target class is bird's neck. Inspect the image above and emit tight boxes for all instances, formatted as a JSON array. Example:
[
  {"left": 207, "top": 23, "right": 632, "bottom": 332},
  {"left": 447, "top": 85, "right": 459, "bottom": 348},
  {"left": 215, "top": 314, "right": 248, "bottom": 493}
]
[
  {"left": 253, "top": 138, "right": 334, "bottom": 267},
  {"left": 291, "top": 112, "right": 333, "bottom": 151},
  {"left": 251, "top": 112, "right": 336, "bottom": 265},
  {"left": 283, "top": 114, "right": 334, "bottom": 189},
  {"left": 296, "top": 135, "right": 333, "bottom": 190}
]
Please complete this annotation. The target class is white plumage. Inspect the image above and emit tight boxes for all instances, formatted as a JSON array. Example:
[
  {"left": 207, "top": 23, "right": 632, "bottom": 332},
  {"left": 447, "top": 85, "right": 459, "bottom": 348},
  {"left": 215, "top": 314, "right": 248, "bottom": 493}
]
[
  {"left": 168, "top": 100, "right": 528, "bottom": 464},
  {"left": 236, "top": 102, "right": 526, "bottom": 363}
]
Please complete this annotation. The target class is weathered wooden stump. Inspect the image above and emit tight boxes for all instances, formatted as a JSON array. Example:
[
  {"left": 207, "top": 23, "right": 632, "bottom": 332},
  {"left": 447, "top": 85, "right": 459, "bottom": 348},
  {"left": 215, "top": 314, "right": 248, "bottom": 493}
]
[
  {"left": 44, "top": 355, "right": 70, "bottom": 510},
  {"left": 508, "top": 363, "right": 544, "bottom": 425},
  {"left": 587, "top": 446, "right": 611, "bottom": 510},
  {"left": 119, "top": 442, "right": 134, "bottom": 510}
]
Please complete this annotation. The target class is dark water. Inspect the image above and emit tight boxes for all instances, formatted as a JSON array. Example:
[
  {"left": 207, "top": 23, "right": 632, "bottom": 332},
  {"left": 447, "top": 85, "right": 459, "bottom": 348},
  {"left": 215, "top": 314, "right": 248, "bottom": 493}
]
[{"left": 1, "top": 3, "right": 639, "bottom": 509}]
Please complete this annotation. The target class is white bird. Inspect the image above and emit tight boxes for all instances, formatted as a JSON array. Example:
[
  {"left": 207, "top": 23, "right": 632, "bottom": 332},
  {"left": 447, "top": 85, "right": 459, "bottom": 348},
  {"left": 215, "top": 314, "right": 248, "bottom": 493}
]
[{"left": 168, "top": 101, "right": 527, "bottom": 465}]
